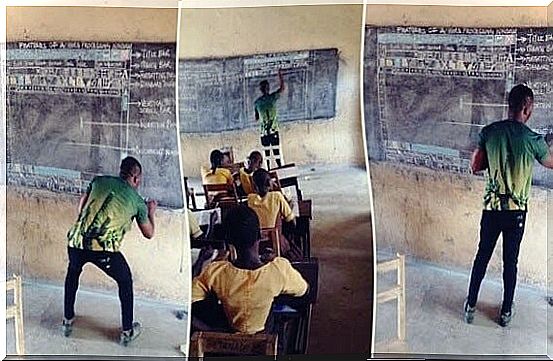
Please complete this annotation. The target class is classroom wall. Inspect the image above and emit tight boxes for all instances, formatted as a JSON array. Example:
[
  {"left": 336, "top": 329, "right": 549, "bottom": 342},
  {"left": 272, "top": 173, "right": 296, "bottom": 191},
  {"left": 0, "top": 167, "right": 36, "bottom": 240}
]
[
  {"left": 365, "top": 5, "right": 549, "bottom": 286},
  {"left": 6, "top": 6, "right": 189, "bottom": 303},
  {"left": 7, "top": 6, "right": 178, "bottom": 42},
  {"left": 7, "top": 187, "right": 189, "bottom": 302},
  {"left": 179, "top": 5, "right": 364, "bottom": 177}
]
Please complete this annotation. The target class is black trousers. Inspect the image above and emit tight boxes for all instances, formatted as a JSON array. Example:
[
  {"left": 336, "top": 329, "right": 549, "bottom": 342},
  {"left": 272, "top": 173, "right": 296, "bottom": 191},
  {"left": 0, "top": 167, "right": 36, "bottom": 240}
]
[
  {"left": 467, "top": 210, "right": 527, "bottom": 313},
  {"left": 64, "top": 247, "right": 134, "bottom": 331}
]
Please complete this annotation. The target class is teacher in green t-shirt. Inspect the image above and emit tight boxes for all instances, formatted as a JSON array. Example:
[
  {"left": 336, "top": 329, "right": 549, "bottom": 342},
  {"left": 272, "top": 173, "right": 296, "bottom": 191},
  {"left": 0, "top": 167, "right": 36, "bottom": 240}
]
[
  {"left": 254, "top": 69, "right": 285, "bottom": 170},
  {"left": 63, "top": 156, "right": 157, "bottom": 346},
  {"left": 464, "top": 84, "right": 553, "bottom": 327}
]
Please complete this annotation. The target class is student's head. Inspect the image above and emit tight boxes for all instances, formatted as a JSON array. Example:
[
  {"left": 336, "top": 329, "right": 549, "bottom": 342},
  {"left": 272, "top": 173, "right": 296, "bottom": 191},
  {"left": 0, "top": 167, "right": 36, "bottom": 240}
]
[
  {"left": 224, "top": 205, "right": 260, "bottom": 251},
  {"left": 259, "top": 80, "right": 270, "bottom": 95},
  {"left": 248, "top": 151, "right": 263, "bottom": 170},
  {"left": 252, "top": 168, "right": 271, "bottom": 197},
  {"left": 209, "top": 149, "right": 224, "bottom": 172},
  {"left": 120, "top": 156, "right": 142, "bottom": 188},
  {"left": 508, "top": 84, "right": 534, "bottom": 123}
]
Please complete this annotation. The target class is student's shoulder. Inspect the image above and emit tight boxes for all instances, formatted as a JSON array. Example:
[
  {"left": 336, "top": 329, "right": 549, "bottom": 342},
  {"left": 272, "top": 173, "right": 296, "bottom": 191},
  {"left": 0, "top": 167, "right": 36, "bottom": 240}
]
[
  {"left": 268, "top": 257, "right": 294, "bottom": 272},
  {"left": 201, "top": 260, "right": 232, "bottom": 275},
  {"left": 269, "top": 191, "right": 286, "bottom": 201}
]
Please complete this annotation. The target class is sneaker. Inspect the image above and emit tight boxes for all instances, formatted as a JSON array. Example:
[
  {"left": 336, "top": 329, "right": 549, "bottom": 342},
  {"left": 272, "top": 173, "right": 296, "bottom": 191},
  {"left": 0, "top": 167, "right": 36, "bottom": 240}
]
[
  {"left": 499, "top": 311, "right": 512, "bottom": 327},
  {"left": 463, "top": 299, "right": 476, "bottom": 324},
  {"left": 499, "top": 304, "right": 515, "bottom": 327},
  {"left": 175, "top": 310, "right": 186, "bottom": 320},
  {"left": 62, "top": 317, "right": 74, "bottom": 337},
  {"left": 119, "top": 321, "right": 142, "bottom": 346}
]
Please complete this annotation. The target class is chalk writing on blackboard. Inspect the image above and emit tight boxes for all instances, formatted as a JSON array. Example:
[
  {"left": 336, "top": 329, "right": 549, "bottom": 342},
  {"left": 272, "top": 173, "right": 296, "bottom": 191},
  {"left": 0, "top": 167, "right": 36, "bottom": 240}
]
[
  {"left": 6, "top": 41, "right": 184, "bottom": 208},
  {"left": 179, "top": 48, "right": 339, "bottom": 133},
  {"left": 364, "top": 26, "right": 552, "bottom": 188}
]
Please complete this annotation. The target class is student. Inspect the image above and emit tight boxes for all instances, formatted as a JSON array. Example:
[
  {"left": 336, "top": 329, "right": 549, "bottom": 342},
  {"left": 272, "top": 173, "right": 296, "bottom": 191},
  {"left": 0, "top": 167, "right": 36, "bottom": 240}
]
[
  {"left": 63, "top": 156, "right": 157, "bottom": 346},
  {"left": 248, "top": 168, "right": 294, "bottom": 228},
  {"left": 191, "top": 205, "right": 308, "bottom": 334},
  {"left": 247, "top": 168, "right": 303, "bottom": 259},
  {"left": 201, "top": 149, "right": 234, "bottom": 186},
  {"left": 464, "top": 84, "right": 553, "bottom": 327},
  {"left": 239, "top": 151, "right": 264, "bottom": 195},
  {"left": 255, "top": 69, "right": 285, "bottom": 170}
]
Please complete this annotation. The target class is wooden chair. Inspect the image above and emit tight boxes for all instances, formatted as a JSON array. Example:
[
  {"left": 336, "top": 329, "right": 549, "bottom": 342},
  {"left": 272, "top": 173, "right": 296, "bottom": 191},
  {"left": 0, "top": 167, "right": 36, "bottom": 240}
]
[
  {"left": 260, "top": 227, "right": 281, "bottom": 257},
  {"left": 268, "top": 171, "right": 283, "bottom": 192},
  {"left": 271, "top": 163, "right": 302, "bottom": 201},
  {"left": 377, "top": 254, "right": 406, "bottom": 341},
  {"left": 184, "top": 176, "right": 197, "bottom": 210},
  {"left": 189, "top": 331, "right": 277, "bottom": 358},
  {"left": 203, "top": 183, "right": 239, "bottom": 209},
  {"left": 6, "top": 275, "right": 25, "bottom": 355}
]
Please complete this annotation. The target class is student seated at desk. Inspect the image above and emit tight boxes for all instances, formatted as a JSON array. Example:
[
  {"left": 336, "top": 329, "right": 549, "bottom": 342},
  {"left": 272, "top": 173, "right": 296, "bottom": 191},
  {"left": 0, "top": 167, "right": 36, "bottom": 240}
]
[
  {"left": 201, "top": 149, "right": 234, "bottom": 186},
  {"left": 247, "top": 169, "right": 301, "bottom": 259},
  {"left": 191, "top": 205, "right": 308, "bottom": 334},
  {"left": 239, "top": 151, "right": 263, "bottom": 195}
]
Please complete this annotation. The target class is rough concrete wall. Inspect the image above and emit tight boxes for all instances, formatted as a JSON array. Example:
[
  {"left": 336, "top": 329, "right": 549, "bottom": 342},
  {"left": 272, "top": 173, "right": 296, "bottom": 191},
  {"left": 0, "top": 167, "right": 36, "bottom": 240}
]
[
  {"left": 179, "top": 5, "right": 364, "bottom": 177},
  {"left": 365, "top": 5, "right": 547, "bottom": 27},
  {"left": 371, "top": 163, "right": 548, "bottom": 287},
  {"left": 6, "top": 6, "right": 177, "bottom": 42},
  {"left": 7, "top": 188, "right": 189, "bottom": 303},
  {"left": 6, "top": 7, "right": 188, "bottom": 303},
  {"left": 365, "top": 5, "right": 549, "bottom": 286}
]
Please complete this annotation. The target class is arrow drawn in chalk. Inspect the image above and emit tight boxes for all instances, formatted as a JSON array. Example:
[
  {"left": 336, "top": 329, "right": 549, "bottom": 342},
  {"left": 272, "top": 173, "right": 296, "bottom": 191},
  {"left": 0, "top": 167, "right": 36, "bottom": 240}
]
[
  {"left": 460, "top": 98, "right": 507, "bottom": 108},
  {"left": 80, "top": 120, "right": 143, "bottom": 128},
  {"left": 443, "top": 121, "right": 486, "bottom": 127}
]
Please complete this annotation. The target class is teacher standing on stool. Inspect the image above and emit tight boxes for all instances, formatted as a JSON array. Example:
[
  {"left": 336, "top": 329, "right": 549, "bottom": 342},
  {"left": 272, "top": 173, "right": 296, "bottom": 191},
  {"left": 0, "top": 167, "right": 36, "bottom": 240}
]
[{"left": 255, "top": 69, "right": 285, "bottom": 170}]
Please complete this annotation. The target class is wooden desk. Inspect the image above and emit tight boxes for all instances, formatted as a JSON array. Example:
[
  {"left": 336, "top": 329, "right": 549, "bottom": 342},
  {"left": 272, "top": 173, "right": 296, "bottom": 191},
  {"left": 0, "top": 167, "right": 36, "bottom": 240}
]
[
  {"left": 273, "top": 258, "right": 319, "bottom": 354},
  {"left": 295, "top": 200, "right": 312, "bottom": 259}
]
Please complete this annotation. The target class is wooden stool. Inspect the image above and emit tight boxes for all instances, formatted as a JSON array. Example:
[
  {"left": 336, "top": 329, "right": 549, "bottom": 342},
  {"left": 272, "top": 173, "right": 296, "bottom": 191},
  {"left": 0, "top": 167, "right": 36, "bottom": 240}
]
[
  {"left": 377, "top": 254, "right": 406, "bottom": 342},
  {"left": 6, "top": 275, "right": 25, "bottom": 355},
  {"left": 189, "top": 331, "right": 277, "bottom": 358}
]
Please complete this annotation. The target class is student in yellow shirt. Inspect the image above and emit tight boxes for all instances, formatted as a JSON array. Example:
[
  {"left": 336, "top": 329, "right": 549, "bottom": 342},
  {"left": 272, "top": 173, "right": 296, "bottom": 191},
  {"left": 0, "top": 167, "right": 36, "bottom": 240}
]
[
  {"left": 239, "top": 151, "right": 263, "bottom": 195},
  {"left": 201, "top": 149, "right": 234, "bottom": 186},
  {"left": 191, "top": 205, "right": 308, "bottom": 334},
  {"left": 247, "top": 168, "right": 294, "bottom": 228},
  {"left": 247, "top": 168, "right": 304, "bottom": 259}
]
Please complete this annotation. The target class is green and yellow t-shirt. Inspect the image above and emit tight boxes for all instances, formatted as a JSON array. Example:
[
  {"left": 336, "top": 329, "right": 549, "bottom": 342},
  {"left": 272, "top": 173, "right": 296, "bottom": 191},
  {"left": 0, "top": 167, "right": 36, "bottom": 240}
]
[
  {"left": 254, "top": 91, "right": 281, "bottom": 135},
  {"left": 67, "top": 176, "right": 148, "bottom": 252},
  {"left": 479, "top": 120, "right": 549, "bottom": 211}
]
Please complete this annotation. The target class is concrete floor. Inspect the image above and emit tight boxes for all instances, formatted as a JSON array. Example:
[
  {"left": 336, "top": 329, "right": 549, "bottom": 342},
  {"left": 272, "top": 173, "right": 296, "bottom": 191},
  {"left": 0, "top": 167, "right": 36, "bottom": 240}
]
[
  {"left": 375, "top": 253, "right": 550, "bottom": 358},
  {"left": 188, "top": 164, "right": 374, "bottom": 354},
  {"left": 6, "top": 281, "right": 188, "bottom": 357}
]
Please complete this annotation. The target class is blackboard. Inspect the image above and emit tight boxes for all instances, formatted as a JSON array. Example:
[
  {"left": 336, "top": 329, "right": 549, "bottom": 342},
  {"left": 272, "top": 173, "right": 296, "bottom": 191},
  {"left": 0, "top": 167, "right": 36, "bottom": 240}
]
[
  {"left": 6, "top": 41, "right": 184, "bottom": 208},
  {"left": 364, "top": 26, "right": 553, "bottom": 188},
  {"left": 179, "top": 49, "right": 339, "bottom": 133}
]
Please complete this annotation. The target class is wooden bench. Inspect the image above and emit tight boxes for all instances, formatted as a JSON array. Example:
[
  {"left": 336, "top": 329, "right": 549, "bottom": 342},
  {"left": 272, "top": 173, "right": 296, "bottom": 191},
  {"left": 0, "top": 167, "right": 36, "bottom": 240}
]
[{"left": 189, "top": 331, "right": 277, "bottom": 358}]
